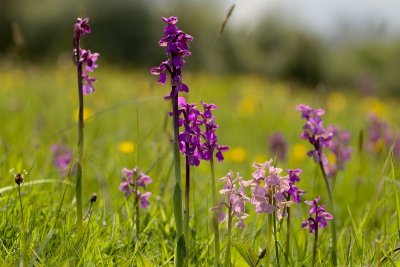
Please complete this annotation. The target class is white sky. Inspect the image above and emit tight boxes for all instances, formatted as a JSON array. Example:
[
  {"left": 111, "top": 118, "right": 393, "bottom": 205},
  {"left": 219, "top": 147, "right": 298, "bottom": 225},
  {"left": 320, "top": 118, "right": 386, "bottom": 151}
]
[{"left": 219, "top": 0, "right": 400, "bottom": 37}]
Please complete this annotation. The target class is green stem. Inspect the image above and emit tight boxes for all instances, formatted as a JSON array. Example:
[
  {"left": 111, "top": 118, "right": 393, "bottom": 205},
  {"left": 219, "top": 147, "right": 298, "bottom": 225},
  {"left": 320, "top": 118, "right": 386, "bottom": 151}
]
[
  {"left": 75, "top": 40, "right": 84, "bottom": 234},
  {"left": 224, "top": 205, "right": 232, "bottom": 267},
  {"left": 135, "top": 184, "right": 140, "bottom": 237},
  {"left": 184, "top": 157, "right": 190, "bottom": 257},
  {"left": 285, "top": 204, "right": 290, "bottom": 264},
  {"left": 265, "top": 213, "right": 272, "bottom": 267},
  {"left": 18, "top": 184, "right": 26, "bottom": 266},
  {"left": 312, "top": 222, "right": 319, "bottom": 266},
  {"left": 171, "top": 90, "right": 185, "bottom": 267},
  {"left": 318, "top": 161, "right": 337, "bottom": 266},
  {"left": 210, "top": 157, "right": 220, "bottom": 263},
  {"left": 273, "top": 197, "right": 280, "bottom": 267}
]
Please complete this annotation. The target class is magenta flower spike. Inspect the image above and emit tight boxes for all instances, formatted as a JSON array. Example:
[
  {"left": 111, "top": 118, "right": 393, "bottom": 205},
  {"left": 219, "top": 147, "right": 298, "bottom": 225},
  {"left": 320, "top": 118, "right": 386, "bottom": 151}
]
[
  {"left": 73, "top": 18, "right": 99, "bottom": 95},
  {"left": 301, "top": 196, "right": 333, "bottom": 233},
  {"left": 199, "top": 101, "right": 229, "bottom": 162},
  {"left": 151, "top": 16, "right": 193, "bottom": 100},
  {"left": 296, "top": 104, "right": 332, "bottom": 165},
  {"left": 301, "top": 196, "right": 333, "bottom": 266},
  {"left": 297, "top": 104, "right": 339, "bottom": 265}
]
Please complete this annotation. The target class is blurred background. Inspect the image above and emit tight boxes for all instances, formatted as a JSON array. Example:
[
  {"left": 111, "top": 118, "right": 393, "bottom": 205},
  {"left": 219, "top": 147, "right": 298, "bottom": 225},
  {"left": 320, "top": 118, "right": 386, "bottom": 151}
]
[{"left": 1, "top": 0, "right": 400, "bottom": 95}]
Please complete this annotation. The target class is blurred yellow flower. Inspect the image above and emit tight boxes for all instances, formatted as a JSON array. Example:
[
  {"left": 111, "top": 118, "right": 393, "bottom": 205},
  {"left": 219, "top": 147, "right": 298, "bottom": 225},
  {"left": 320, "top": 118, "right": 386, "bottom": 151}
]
[
  {"left": 327, "top": 92, "right": 346, "bottom": 113},
  {"left": 226, "top": 147, "right": 247, "bottom": 162},
  {"left": 292, "top": 143, "right": 307, "bottom": 162},
  {"left": 360, "top": 97, "right": 387, "bottom": 117},
  {"left": 237, "top": 95, "right": 258, "bottom": 117},
  {"left": 73, "top": 107, "right": 93, "bottom": 121},
  {"left": 118, "top": 141, "right": 135, "bottom": 154},
  {"left": 374, "top": 139, "right": 385, "bottom": 153}
]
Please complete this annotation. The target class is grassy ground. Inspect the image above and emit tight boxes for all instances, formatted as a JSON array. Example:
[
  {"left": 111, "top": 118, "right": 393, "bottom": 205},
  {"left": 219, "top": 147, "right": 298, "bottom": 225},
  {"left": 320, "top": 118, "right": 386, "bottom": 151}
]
[{"left": 1, "top": 63, "right": 400, "bottom": 266}]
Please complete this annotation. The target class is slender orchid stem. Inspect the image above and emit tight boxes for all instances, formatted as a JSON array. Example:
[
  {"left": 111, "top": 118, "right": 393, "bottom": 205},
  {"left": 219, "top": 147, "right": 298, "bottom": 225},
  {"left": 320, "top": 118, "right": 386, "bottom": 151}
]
[
  {"left": 184, "top": 155, "right": 190, "bottom": 255},
  {"left": 272, "top": 193, "right": 280, "bottom": 267},
  {"left": 75, "top": 39, "right": 84, "bottom": 234},
  {"left": 273, "top": 214, "right": 280, "bottom": 267},
  {"left": 224, "top": 205, "right": 233, "bottom": 267},
  {"left": 135, "top": 182, "right": 140, "bottom": 237},
  {"left": 286, "top": 201, "right": 291, "bottom": 263},
  {"left": 312, "top": 221, "right": 319, "bottom": 266},
  {"left": 171, "top": 89, "right": 185, "bottom": 267},
  {"left": 318, "top": 161, "right": 337, "bottom": 266},
  {"left": 17, "top": 183, "right": 25, "bottom": 266},
  {"left": 210, "top": 157, "right": 221, "bottom": 262},
  {"left": 265, "top": 213, "right": 272, "bottom": 267}
]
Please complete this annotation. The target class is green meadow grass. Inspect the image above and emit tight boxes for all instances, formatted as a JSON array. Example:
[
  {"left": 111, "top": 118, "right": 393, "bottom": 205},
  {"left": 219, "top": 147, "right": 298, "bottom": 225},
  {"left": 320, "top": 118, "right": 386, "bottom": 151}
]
[{"left": 1, "top": 64, "right": 400, "bottom": 266}]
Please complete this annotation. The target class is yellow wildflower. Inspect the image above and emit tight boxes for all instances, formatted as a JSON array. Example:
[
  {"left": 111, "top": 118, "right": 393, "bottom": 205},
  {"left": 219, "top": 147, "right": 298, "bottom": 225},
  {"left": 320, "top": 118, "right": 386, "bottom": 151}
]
[
  {"left": 73, "top": 107, "right": 93, "bottom": 121},
  {"left": 226, "top": 147, "right": 247, "bottom": 162},
  {"left": 327, "top": 92, "right": 346, "bottom": 113},
  {"left": 118, "top": 141, "right": 135, "bottom": 154},
  {"left": 292, "top": 143, "right": 307, "bottom": 162}
]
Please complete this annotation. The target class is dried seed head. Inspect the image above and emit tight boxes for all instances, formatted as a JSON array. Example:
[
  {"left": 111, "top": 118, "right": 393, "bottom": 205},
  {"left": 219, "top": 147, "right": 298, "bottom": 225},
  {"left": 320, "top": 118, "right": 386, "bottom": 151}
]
[
  {"left": 258, "top": 248, "right": 267, "bottom": 259},
  {"left": 14, "top": 173, "right": 24, "bottom": 185},
  {"left": 90, "top": 193, "right": 97, "bottom": 203}
]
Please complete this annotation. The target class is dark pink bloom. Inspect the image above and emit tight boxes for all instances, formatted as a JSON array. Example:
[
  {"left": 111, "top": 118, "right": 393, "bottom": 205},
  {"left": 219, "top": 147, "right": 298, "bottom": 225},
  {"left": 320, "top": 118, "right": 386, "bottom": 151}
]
[
  {"left": 82, "top": 72, "right": 96, "bottom": 95},
  {"left": 74, "top": 17, "right": 91, "bottom": 39}
]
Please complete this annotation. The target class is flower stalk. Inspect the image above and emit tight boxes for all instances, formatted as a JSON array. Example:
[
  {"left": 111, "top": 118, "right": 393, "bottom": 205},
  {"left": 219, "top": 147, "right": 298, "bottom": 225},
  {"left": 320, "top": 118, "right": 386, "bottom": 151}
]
[
  {"left": 73, "top": 17, "right": 99, "bottom": 234},
  {"left": 297, "top": 104, "right": 343, "bottom": 265},
  {"left": 210, "top": 157, "right": 221, "bottom": 262},
  {"left": 224, "top": 204, "right": 233, "bottom": 267},
  {"left": 301, "top": 197, "right": 333, "bottom": 266}
]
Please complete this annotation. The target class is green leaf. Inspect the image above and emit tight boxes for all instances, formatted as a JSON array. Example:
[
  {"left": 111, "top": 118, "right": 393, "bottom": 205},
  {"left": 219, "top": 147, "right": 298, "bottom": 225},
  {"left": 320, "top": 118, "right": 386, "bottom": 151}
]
[
  {"left": 136, "top": 252, "right": 154, "bottom": 267},
  {"left": 175, "top": 234, "right": 186, "bottom": 267},
  {"left": 173, "top": 183, "right": 183, "bottom": 235},
  {"left": 233, "top": 243, "right": 258, "bottom": 267}
]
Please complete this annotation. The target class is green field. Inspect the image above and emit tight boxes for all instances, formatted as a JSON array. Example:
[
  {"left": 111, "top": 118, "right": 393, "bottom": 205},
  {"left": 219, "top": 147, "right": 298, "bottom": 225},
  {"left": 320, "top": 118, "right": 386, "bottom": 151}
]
[{"left": 1, "top": 64, "right": 400, "bottom": 266}]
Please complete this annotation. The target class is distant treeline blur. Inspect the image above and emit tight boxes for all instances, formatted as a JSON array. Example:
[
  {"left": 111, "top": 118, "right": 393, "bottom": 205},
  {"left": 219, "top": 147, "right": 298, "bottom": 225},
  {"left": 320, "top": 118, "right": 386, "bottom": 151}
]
[{"left": 1, "top": 0, "right": 400, "bottom": 95}]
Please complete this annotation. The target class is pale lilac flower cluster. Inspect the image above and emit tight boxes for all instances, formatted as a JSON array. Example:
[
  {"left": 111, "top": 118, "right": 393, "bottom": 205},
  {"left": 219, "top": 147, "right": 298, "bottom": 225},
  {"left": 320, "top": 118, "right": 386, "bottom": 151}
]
[
  {"left": 119, "top": 167, "right": 152, "bottom": 209},
  {"left": 177, "top": 97, "right": 229, "bottom": 165},
  {"left": 301, "top": 196, "right": 333, "bottom": 233},
  {"left": 51, "top": 144, "right": 76, "bottom": 176},
  {"left": 246, "top": 160, "right": 299, "bottom": 220},
  {"left": 213, "top": 171, "right": 249, "bottom": 229},
  {"left": 151, "top": 16, "right": 193, "bottom": 100},
  {"left": 325, "top": 125, "right": 353, "bottom": 177},
  {"left": 73, "top": 18, "right": 99, "bottom": 95}
]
